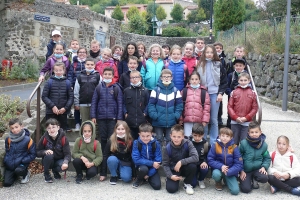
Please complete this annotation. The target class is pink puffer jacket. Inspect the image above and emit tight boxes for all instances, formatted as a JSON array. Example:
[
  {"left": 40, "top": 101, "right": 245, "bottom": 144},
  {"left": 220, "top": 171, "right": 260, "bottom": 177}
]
[{"left": 180, "top": 85, "right": 211, "bottom": 123}]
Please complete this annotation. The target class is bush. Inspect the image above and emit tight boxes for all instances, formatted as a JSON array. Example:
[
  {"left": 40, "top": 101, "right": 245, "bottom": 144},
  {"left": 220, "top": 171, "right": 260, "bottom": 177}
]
[
  {"left": 9, "top": 59, "right": 39, "bottom": 81},
  {"left": 162, "top": 26, "right": 197, "bottom": 37}
]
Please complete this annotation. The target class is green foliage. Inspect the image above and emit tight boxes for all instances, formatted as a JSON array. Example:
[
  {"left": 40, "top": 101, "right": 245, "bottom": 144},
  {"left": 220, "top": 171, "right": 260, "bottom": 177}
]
[
  {"left": 162, "top": 26, "right": 197, "bottom": 37},
  {"left": 146, "top": 2, "right": 159, "bottom": 19},
  {"left": 156, "top": 6, "right": 167, "bottom": 21},
  {"left": 91, "top": 4, "right": 103, "bottom": 14},
  {"left": 127, "top": 6, "right": 140, "bottom": 21},
  {"left": 198, "top": 0, "right": 211, "bottom": 19},
  {"left": 9, "top": 59, "right": 39, "bottom": 80},
  {"left": 187, "top": 8, "right": 206, "bottom": 23},
  {"left": 129, "top": 13, "right": 149, "bottom": 35},
  {"left": 170, "top": 3, "right": 184, "bottom": 22},
  {"left": 21, "top": 0, "right": 35, "bottom": 3},
  {"left": 111, "top": 5, "right": 124, "bottom": 21}
]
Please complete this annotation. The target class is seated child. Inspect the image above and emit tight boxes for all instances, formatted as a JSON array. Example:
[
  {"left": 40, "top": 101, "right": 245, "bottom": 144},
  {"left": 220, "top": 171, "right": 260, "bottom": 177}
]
[
  {"left": 207, "top": 127, "right": 243, "bottom": 195},
  {"left": 239, "top": 121, "right": 270, "bottom": 193},
  {"left": 268, "top": 135, "right": 300, "bottom": 196},
  {"left": 36, "top": 118, "right": 71, "bottom": 183},
  {"left": 72, "top": 120, "right": 103, "bottom": 184},
  {"left": 190, "top": 123, "right": 210, "bottom": 189},
  {"left": 99, "top": 121, "right": 134, "bottom": 184},
  {"left": 119, "top": 56, "right": 139, "bottom": 89},
  {"left": 131, "top": 123, "right": 161, "bottom": 190},
  {"left": 3, "top": 118, "right": 36, "bottom": 187},
  {"left": 162, "top": 124, "right": 199, "bottom": 195}
]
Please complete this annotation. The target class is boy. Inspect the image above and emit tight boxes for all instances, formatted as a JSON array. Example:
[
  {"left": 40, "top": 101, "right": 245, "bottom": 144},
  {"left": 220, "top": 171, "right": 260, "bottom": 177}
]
[
  {"left": 119, "top": 56, "right": 139, "bottom": 89},
  {"left": 162, "top": 124, "right": 199, "bottom": 194},
  {"left": 148, "top": 69, "right": 183, "bottom": 146},
  {"left": 226, "top": 45, "right": 248, "bottom": 75},
  {"left": 66, "top": 39, "right": 80, "bottom": 64},
  {"left": 131, "top": 123, "right": 162, "bottom": 190},
  {"left": 207, "top": 127, "right": 243, "bottom": 195},
  {"left": 3, "top": 118, "right": 36, "bottom": 187},
  {"left": 123, "top": 70, "right": 149, "bottom": 139},
  {"left": 194, "top": 37, "right": 205, "bottom": 60},
  {"left": 46, "top": 30, "right": 66, "bottom": 60},
  {"left": 89, "top": 40, "right": 101, "bottom": 63},
  {"left": 91, "top": 67, "right": 123, "bottom": 152},
  {"left": 190, "top": 123, "right": 210, "bottom": 189},
  {"left": 239, "top": 121, "right": 270, "bottom": 193},
  {"left": 74, "top": 58, "right": 101, "bottom": 124}
]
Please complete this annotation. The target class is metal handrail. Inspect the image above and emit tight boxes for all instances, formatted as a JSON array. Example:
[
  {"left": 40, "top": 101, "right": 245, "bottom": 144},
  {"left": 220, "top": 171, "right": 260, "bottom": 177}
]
[{"left": 247, "top": 65, "right": 262, "bottom": 125}]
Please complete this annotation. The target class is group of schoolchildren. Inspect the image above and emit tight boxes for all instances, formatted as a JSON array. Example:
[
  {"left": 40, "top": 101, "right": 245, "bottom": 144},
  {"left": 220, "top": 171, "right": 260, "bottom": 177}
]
[{"left": 2, "top": 29, "right": 300, "bottom": 197}]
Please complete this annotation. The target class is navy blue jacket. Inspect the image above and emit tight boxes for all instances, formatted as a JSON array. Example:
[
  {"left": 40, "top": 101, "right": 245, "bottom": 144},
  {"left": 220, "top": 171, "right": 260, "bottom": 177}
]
[
  {"left": 67, "top": 56, "right": 86, "bottom": 87},
  {"left": 46, "top": 39, "right": 66, "bottom": 61},
  {"left": 118, "top": 60, "right": 142, "bottom": 77}
]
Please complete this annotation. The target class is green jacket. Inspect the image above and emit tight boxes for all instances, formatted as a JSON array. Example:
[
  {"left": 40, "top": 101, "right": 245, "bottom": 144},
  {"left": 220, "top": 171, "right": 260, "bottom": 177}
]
[
  {"left": 72, "top": 121, "right": 103, "bottom": 166},
  {"left": 239, "top": 139, "right": 271, "bottom": 173}
]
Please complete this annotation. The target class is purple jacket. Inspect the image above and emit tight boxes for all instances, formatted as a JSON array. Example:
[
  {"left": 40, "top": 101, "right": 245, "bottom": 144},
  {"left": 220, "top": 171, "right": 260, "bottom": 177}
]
[{"left": 40, "top": 56, "right": 70, "bottom": 76}]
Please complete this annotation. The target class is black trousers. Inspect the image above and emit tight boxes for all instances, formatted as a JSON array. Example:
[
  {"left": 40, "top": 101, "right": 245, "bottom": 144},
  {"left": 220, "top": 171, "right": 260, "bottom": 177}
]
[
  {"left": 166, "top": 163, "right": 197, "bottom": 193},
  {"left": 73, "top": 158, "right": 97, "bottom": 179},
  {"left": 268, "top": 175, "right": 300, "bottom": 193},
  {"left": 4, "top": 165, "right": 28, "bottom": 187},
  {"left": 136, "top": 165, "right": 161, "bottom": 190},
  {"left": 46, "top": 113, "right": 68, "bottom": 131},
  {"left": 240, "top": 169, "right": 268, "bottom": 193},
  {"left": 43, "top": 154, "right": 65, "bottom": 174},
  {"left": 97, "top": 119, "right": 116, "bottom": 152}
]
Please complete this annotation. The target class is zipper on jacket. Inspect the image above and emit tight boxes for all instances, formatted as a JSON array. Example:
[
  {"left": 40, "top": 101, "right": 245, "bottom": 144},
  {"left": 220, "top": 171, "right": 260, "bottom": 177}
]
[
  {"left": 224, "top": 146, "right": 227, "bottom": 165},
  {"left": 146, "top": 144, "right": 149, "bottom": 159},
  {"left": 135, "top": 88, "right": 138, "bottom": 127}
]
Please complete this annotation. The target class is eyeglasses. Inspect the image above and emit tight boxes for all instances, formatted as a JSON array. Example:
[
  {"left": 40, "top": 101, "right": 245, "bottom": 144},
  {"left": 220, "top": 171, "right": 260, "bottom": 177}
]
[
  {"left": 161, "top": 76, "right": 172, "bottom": 79},
  {"left": 130, "top": 76, "right": 141, "bottom": 79},
  {"left": 78, "top": 52, "right": 87, "bottom": 54}
]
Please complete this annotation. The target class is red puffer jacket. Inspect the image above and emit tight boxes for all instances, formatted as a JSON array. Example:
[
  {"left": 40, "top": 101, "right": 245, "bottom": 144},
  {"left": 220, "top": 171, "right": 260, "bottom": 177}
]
[
  {"left": 180, "top": 85, "right": 211, "bottom": 123},
  {"left": 227, "top": 85, "right": 258, "bottom": 121}
]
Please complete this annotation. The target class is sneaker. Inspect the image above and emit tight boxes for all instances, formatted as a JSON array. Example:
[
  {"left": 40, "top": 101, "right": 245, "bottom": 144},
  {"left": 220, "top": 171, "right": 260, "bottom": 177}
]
[
  {"left": 291, "top": 187, "right": 300, "bottom": 196},
  {"left": 132, "top": 179, "right": 145, "bottom": 189},
  {"left": 75, "top": 123, "right": 80, "bottom": 131},
  {"left": 44, "top": 173, "right": 53, "bottom": 183},
  {"left": 21, "top": 170, "right": 31, "bottom": 184},
  {"left": 252, "top": 179, "right": 259, "bottom": 189},
  {"left": 76, "top": 174, "right": 83, "bottom": 184},
  {"left": 199, "top": 180, "right": 206, "bottom": 189},
  {"left": 183, "top": 183, "right": 194, "bottom": 195},
  {"left": 53, "top": 171, "right": 61, "bottom": 180},
  {"left": 215, "top": 181, "right": 223, "bottom": 191},
  {"left": 270, "top": 185, "right": 278, "bottom": 194},
  {"left": 109, "top": 176, "right": 118, "bottom": 185}
]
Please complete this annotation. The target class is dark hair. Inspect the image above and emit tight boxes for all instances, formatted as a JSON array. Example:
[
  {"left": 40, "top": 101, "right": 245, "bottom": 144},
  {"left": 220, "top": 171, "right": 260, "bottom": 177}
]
[
  {"left": 171, "top": 124, "right": 184, "bottom": 135},
  {"left": 195, "top": 37, "right": 205, "bottom": 43},
  {"left": 9, "top": 118, "right": 22, "bottom": 126},
  {"left": 111, "top": 44, "right": 123, "bottom": 53},
  {"left": 139, "top": 123, "right": 153, "bottom": 133},
  {"left": 53, "top": 42, "right": 65, "bottom": 51},
  {"left": 121, "top": 42, "right": 140, "bottom": 61},
  {"left": 77, "top": 47, "right": 87, "bottom": 54},
  {"left": 45, "top": 118, "right": 60, "bottom": 127},
  {"left": 85, "top": 57, "right": 95, "bottom": 63},
  {"left": 213, "top": 42, "right": 223, "bottom": 49},
  {"left": 103, "top": 67, "right": 114, "bottom": 75},
  {"left": 219, "top": 127, "right": 233, "bottom": 137},
  {"left": 197, "top": 44, "right": 220, "bottom": 71},
  {"left": 192, "top": 123, "right": 204, "bottom": 135},
  {"left": 162, "top": 44, "right": 171, "bottom": 50},
  {"left": 188, "top": 71, "right": 201, "bottom": 83},
  {"left": 248, "top": 121, "right": 261, "bottom": 131}
]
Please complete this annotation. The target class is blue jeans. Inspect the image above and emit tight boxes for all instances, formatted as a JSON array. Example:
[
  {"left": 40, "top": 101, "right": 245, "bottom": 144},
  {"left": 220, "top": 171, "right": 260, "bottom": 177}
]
[
  {"left": 107, "top": 156, "right": 132, "bottom": 182},
  {"left": 212, "top": 169, "right": 239, "bottom": 195},
  {"left": 204, "top": 93, "right": 220, "bottom": 145},
  {"left": 191, "top": 165, "right": 209, "bottom": 187},
  {"left": 154, "top": 127, "right": 171, "bottom": 145}
]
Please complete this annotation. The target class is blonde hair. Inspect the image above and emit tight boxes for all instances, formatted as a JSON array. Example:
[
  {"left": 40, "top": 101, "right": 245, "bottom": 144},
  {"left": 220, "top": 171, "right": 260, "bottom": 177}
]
[
  {"left": 234, "top": 45, "right": 244, "bottom": 52},
  {"left": 277, "top": 135, "right": 290, "bottom": 146},
  {"left": 101, "top": 48, "right": 112, "bottom": 55},
  {"left": 219, "top": 127, "right": 233, "bottom": 137},
  {"left": 169, "top": 45, "right": 182, "bottom": 55},
  {"left": 148, "top": 43, "right": 165, "bottom": 59},
  {"left": 109, "top": 121, "right": 133, "bottom": 152},
  {"left": 90, "top": 40, "right": 100, "bottom": 46},
  {"left": 70, "top": 39, "right": 80, "bottom": 46}
]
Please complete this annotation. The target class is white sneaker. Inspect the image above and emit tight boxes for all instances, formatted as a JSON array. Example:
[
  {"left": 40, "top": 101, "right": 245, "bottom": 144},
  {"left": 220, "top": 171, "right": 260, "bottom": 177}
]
[
  {"left": 21, "top": 170, "right": 30, "bottom": 184},
  {"left": 183, "top": 183, "right": 194, "bottom": 195},
  {"left": 75, "top": 123, "right": 80, "bottom": 131},
  {"left": 199, "top": 180, "right": 206, "bottom": 189}
]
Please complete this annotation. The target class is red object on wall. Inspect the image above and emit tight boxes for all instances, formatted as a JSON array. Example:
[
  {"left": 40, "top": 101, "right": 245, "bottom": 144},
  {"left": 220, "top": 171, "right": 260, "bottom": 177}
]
[{"left": 1, "top": 59, "right": 13, "bottom": 78}]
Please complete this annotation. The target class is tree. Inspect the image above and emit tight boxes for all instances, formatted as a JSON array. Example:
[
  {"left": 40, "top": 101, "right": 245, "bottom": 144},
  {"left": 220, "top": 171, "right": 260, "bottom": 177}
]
[
  {"left": 129, "top": 13, "right": 149, "bottom": 35},
  {"left": 156, "top": 6, "right": 167, "bottom": 21},
  {"left": 214, "top": 0, "right": 245, "bottom": 31},
  {"left": 198, "top": 0, "right": 212, "bottom": 19},
  {"left": 170, "top": 3, "right": 184, "bottom": 22},
  {"left": 146, "top": 2, "right": 159, "bottom": 19},
  {"left": 187, "top": 8, "right": 206, "bottom": 23},
  {"left": 127, "top": 6, "right": 140, "bottom": 21},
  {"left": 111, "top": 5, "right": 124, "bottom": 21}
]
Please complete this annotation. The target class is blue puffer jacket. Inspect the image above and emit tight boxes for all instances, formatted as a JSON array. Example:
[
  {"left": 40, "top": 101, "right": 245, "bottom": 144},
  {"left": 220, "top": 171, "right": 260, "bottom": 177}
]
[
  {"left": 141, "top": 58, "right": 164, "bottom": 90},
  {"left": 167, "top": 60, "right": 186, "bottom": 91},
  {"left": 207, "top": 137, "right": 243, "bottom": 177},
  {"left": 4, "top": 129, "right": 36, "bottom": 170},
  {"left": 148, "top": 80, "right": 183, "bottom": 127},
  {"left": 132, "top": 137, "right": 162, "bottom": 177},
  {"left": 90, "top": 81, "right": 123, "bottom": 120},
  {"left": 67, "top": 56, "right": 86, "bottom": 87}
]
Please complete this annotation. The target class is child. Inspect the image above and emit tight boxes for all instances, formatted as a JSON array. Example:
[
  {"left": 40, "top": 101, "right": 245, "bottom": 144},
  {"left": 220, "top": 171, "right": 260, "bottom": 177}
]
[
  {"left": 268, "top": 135, "right": 300, "bottom": 196},
  {"left": 39, "top": 43, "right": 70, "bottom": 82},
  {"left": 112, "top": 44, "right": 123, "bottom": 67},
  {"left": 95, "top": 48, "right": 119, "bottom": 82},
  {"left": 99, "top": 121, "right": 134, "bottom": 184},
  {"left": 119, "top": 56, "right": 139, "bottom": 89},
  {"left": 123, "top": 70, "right": 149, "bottom": 139},
  {"left": 228, "top": 73, "right": 258, "bottom": 145},
  {"left": 46, "top": 30, "right": 66, "bottom": 61},
  {"left": 194, "top": 37, "right": 205, "bottom": 60},
  {"left": 148, "top": 69, "right": 183, "bottom": 145},
  {"left": 239, "top": 121, "right": 270, "bottom": 193},
  {"left": 3, "top": 118, "right": 36, "bottom": 187},
  {"left": 36, "top": 118, "right": 71, "bottom": 183},
  {"left": 141, "top": 44, "right": 165, "bottom": 91},
  {"left": 74, "top": 58, "right": 101, "bottom": 126},
  {"left": 162, "top": 124, "right": 199, "bottom": 194},
  {"left": 89, "top": 40, "right": 101, "bottom": 62},
  {"left": 42, "top": 62, "right": 74, "bottom": 131},
  {"left": 182, "top": 42, "right": 198, "bottom": 76},
  {"left": 190, "top": 123, "right": 210, "bottom": 189},
  {"left": 66, "top": 39, "right": 80, "bottom": 64},
  {"left": 118, "top": 42, "right": 142, "bottom": 76},
  {"left": 226, "top": 45, "right": 248, "bottom": 75},
  {"left": 131, "top": 123, "right": 161, "bottom": 189},
  {"left": 196, "top": 44, "right": 227, "bottom": 145},
  {"left": 166, "top": 45, "right": 188, "bottom": 91},
  {"left": 91, "top": 67, "right": 123, "bottom": 152},
  {"left": 162, "top": 44, "right": 170, "bottom": 61},
  {"left": 137, "top": 41, "right": 147, "bottom": 67},
  {"left": 207, "top": 127, "right": 243, "bottom": 195},
  {"left": 72, "top": 120, "right": 103, "bottom": 184},
  {"left": 179, "top": 71, "right": 210, "bottom": 137}
]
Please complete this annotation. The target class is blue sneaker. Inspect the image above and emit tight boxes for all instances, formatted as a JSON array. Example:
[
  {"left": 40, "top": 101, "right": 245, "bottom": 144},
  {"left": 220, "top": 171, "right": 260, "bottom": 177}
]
[{"left": 292, "top": 187, "right": 300, "bottom": 196}]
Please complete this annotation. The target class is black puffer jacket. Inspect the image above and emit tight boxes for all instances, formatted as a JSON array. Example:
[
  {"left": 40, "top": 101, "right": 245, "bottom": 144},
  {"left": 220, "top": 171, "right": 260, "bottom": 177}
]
[
  {"left": 119, "top": 71, "right": 131, "bottom": 89},
  {"left": 42, "top": 76, "right": 74, "bottom": 114}
]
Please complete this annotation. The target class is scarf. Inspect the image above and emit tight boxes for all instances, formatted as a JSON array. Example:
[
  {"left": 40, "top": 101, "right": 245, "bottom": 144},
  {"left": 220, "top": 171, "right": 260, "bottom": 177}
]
[
  {"left": 246, "top": 133, "right": 266, "bottom": 149},
  {"left": 89, "top": 50, "right": 100, "bottom": 58},
  {"left": 9, "top": 129, "right": 25, "bottom": 143}
]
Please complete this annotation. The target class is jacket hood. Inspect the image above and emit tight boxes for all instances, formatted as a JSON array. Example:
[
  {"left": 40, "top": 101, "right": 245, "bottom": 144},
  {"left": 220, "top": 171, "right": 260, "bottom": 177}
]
[
  {"left": 157, "top": 78, "right": 175, "bottom": 89},
  {"left": 79, "top": 120, "right": 96, "bottom": 140},
  {"left": 52, "top": 55, "right": 68, "bottom": 62},
  {"left": 216, "top": 136, "right": 235, "bottom": 148},
  {"left": 24, "top": 128, "right": 30, "bottom": 137},
  {"left": 275, "top": 149, "right": 293, "bottom": 157}
]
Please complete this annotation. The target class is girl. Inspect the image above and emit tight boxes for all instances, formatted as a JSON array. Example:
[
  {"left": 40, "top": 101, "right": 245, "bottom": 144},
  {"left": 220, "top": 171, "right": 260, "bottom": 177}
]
[
  {"left": 112, "top": 44, "right": 123, "bottom": 67},
  {"left": 99, "top": 121, "right": 134, "bottom": 185},
  {"left": 39, "top": 43, "right": 70, "bottom": 82},
  {"left": 268, "top": 136, "right": 300, "bottom": 196},
  {"left": 95, "top": 48, "right": 119, "bottom": 82},
  {"left": 196, "top": 44, "right": 227, "bottom": 145},
  {"left": 137, "top": 41, "right": 147, "bottom": 67},
  {"left": 140, "top": 43, "right": 165, "bottom": 91},
  {"left": 227, "top": 73, "right": 258, "bottom": 145},
  {"left": 118, "top": 42, "right": 142, "bottom": 76},
  {"left": 167, "top": 45, "right": 187, "bottom": 91},
  {"left": 41, "top": 62, "right": 74, "bottom": 131},
  {"left": 72, "top": 120, "right": 103, "bottom": 184},
  {"left": 179, "top": 71, "right": 211, "bottom": 137},
  {"left": 182, "top": 42, "right": 197, "bottom": 76},
  {"left": 36, "top": 118, "right": 71, "bottom": 183}
]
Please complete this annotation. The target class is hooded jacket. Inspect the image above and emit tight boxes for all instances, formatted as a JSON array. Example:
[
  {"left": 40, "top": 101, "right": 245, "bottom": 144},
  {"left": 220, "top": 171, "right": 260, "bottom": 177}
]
[
  {"left": 182, "top": 56, "right": 197, "bottom": 76},
  {"left": 140, "top": 58, "right": 165, "bottom": 90},
  {"left": 95, "top": 58, "right": 119, "bottom": 82},
  {"left": 167, "top": 60, "right": 187, "bottom": 91},
  {"left": 72, "top": 121, "right": 103, "bottom": 166}
]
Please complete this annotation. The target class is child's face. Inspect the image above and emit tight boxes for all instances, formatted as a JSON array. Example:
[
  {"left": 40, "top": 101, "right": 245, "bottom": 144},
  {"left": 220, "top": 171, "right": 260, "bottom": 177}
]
[
  {"left": 189, "top": 74, "right": 200, "bottom": 85},
  {"left": 128, "top": 59, "right": 138, "bottom": 71},
  {"left": 238, "top": 76, "right": 250, "bottom": 87},
  {"left": 83, "top": 125, "right": 92, "bottom": 138},
  {"left": 116, "top": 124, "right": 126, "bottom": 137},
  {"left": 215, "top": 45, "right": 223, "bottom": 54},
  {"left": 54, "top": 45, "right": 64, "bottom": 55},
  {"left": 102, "top": 51, "right": 111, "bottom": 61},
  {"left": 170, "top": 131, "right": 184, "bottom": 146},
  {"left": 139, "top": 131, "right": 152, "bottom": 144},
  {"left": 219, "top": 133, "right": 232, "bottom": 145},
  {"left": 138, "top": 45, "right": 145, "bottom": 55},
  {"left": 277, "top": 138, "right": 288, "bottom": 155},
  {"left": 46, "top": 124, "right": 60, "bottom": 136},
  {"left": 234, "top": 48, "right": 244, "bottom": 58},
  {"left": 171, "top": 49, "right": 181, "bottom": 61},
  {"left": 192, "top": 133, "right": 204, "bottom": 143},
  {"left": 103, "top": 71, "right": 113, "bottom": 79},
  {"left": 195, "top": 40, "right": 205, "bottom": 50},
  {"left": 114, "top": 48, "right": 121, "bottom": 55},
  {"left": 130, "top": 72, "right": 141, "bottom": 85},
  {"left": 85, "top": 61, "right": 95, "bottom": 71},
  {"left": 160, "top": 73, "right": 173, "bottom": 83},
  {"left": 184, "top": 44, "right": 193, "bottom": 57},
  {"left": 9, "top": 123, "right": 23, "bottom": 134},
  {"left": 163, "top": 47, "right": 170, "bottom": 56},
  {"left": 52, "top": 34, "right": 61, "bottom": 42},
  {"left": 91, "top": 43, "right": 100, "bottom": 53},
  {"left": 53, "top": 65, "right": 65, "bottom": 77},
  {"left": 151, "top": 47, "right": 161, "bottom": 59},
  {"left": 234, "top": 63, "right": 245, "bottom": 73},
  {"left": 78, "top": 49, "right": 87, "bottom": 60},
  {"left": 70, "top": 41, "right": 79, "bottom": 51},
  {"left": 127, "top": 45, "right": 136, "bottom": 56},
  {"left": 205, "top": 47, "right": 214, "bottom": 59},
  {"left": 248, "top": 127, "right": 262, "bottom": 139}
]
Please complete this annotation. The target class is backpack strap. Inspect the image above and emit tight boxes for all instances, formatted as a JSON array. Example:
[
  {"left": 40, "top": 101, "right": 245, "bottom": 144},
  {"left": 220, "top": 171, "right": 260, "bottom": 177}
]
[
  {"left": 7, "top": 137, "right": 11, "bottom": 149},
  {"left": 200, "top": 88, "right": 206, "bottom": 108},
  {"left": 48, "top": 78, "right": 53, "bottom": 90},
  {"left": 151, "top": 141, "right": 156, "bottom": 155},
  {"left": 43, "top": 137, "right": 47, "bottom": 146},
  {"left": 61, "top": 136, "right": 66, "bottom": 146},
  {"left": 73, "top": 62, "right": 78, "bottom": 71},
  {"left": 155, "top": 87, "right": 161, "bottom": 101},
  {"left": 27, "top": 138, "right": 33, "bottom": 150},
  {"left": 137, "top": 141, "right": 142, "bottom": 152},
  {"left": 290, "top": 155, "right": 293, "bottom": 168},
  {"left": 182, "top": 88, "right": 188, "bottom": 118},
  {"left": 203, "top": 142, "right": 208, "bottom": 154},
  {"left": 271, "top": 151, "right": 276, "bottom": 166},
  {"left": 79, "top": 138, "right": 82, "bottom": 148},
  {"left": 93, "top": 140, "right": 97, "bottom": 152}
]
